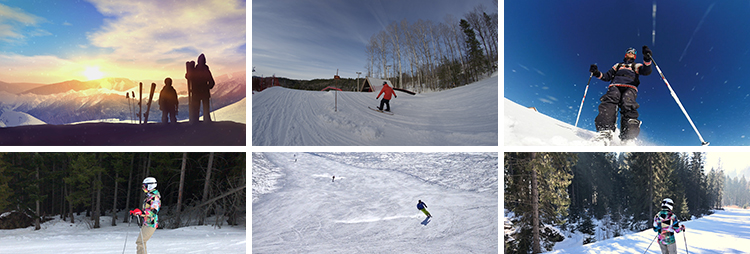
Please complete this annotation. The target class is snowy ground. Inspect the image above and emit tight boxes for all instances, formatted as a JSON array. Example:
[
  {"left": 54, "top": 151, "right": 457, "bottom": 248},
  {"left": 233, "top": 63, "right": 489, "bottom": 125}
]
[
  {"left": 252, "top": 74, "right": 498, "bottom": 146},
  {"left": 504, "top": 98, "right": 654, "bottom": 146},
  {"left": 252, "top": 152, "right": 498, "bottom": 253},
  {"left": 0, "top": 214, "right": 245, "bottom": 254},
  {"left": 547, "top": 208, "right": 750, "bottom": 254}
]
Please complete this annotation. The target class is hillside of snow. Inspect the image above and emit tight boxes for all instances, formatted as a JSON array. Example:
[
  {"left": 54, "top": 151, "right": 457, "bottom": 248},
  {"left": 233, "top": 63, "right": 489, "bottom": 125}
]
[
  {"left": 0, "top": 214, "right": 245, "bottom": 254},
  {"left": 253, "top": 152, "right": 498, "bottom": 253},
  {"left": 0, "top": 108, "right": 46, "bottom": 127},
  {"left": 548, "top": 208, "right": 750, "bottom": 254},
  {"left": 504, "top": 98, "right": 654, "bottom": 146},
  {"left": 252, "top": 74, "right": 498, "bottom": 146}
]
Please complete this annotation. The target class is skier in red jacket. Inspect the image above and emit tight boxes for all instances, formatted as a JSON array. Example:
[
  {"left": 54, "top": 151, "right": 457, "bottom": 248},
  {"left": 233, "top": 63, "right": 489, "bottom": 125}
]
[{"left": 376, "top": 82, "right": 397, "bottom": 111}]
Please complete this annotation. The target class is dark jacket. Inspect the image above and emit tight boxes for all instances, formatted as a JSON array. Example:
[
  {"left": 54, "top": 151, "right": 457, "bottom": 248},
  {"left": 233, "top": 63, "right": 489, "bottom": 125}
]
[
  {"left": 599, "top": 58, "right": 652, "bottom": 89},
  {"left": 417, "top": 202, "right": 426, "bottom": 210},
  {"left": 186, "top": 54, "right": 215, "bottom": 99},
  {"left": 158, "top": 84, "right": 178, "bottom": 112}
]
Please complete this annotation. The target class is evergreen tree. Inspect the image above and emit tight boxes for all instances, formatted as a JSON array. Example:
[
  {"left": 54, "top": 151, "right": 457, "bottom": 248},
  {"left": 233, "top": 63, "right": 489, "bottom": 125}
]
[
  {"left": 505, "top": 152, "right": 575, "bottom": 253},
  {"left": 459, "top": 19, "right": 485, "bottom": 83}
]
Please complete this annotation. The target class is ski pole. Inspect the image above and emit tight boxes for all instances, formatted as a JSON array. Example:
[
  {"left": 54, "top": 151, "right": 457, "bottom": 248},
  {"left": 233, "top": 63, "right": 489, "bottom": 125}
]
[
  {"left": 682, "top": 232, "right": 690, "bottom": 254},
  {"left": 122, "top": 214, "right": 131, "bottom": 254},
  {"left": 575, "top": 73, "right": 593, "bottom": 127},
  {"left": 649, "top": 54, "right": 709, "bottom": 146},
  {"left": 642, "top": 234, "right": 657, "bottom": 254}
]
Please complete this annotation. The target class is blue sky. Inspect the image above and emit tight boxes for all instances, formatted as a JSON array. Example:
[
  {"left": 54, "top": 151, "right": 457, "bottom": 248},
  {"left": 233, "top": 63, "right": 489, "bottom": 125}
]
[
  {"left": 252, "top": 0, "right": 497, "bottom": 80},
  {"left": 505, "top": 1, "right": 750, "bottom": 146},
  {"left": 0, "top": 0, "right": 245, "bottom": 84}
]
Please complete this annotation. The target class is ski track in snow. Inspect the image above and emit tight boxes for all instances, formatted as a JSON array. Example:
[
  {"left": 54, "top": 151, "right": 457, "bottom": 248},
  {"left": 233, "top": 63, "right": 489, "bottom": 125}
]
[
  {"left": 252, "top": 74, "right": 498, "bottom": 146},
  {"left": 252, "top": 153, "right": 498, "bottom": 253}
]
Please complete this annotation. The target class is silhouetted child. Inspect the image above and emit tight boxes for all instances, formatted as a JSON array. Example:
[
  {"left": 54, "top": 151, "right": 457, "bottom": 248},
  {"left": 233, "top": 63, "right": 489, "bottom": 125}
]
[{"left": 158, "top": 77, "right": 178, "bottom": 123}]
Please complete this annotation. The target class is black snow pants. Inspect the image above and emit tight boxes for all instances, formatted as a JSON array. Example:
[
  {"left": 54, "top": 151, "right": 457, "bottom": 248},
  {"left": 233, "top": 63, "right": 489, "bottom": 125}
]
[
  {"left": 379, "top": 99, "right": 391, "bottom": 111},
  {"left": 594, "top": 85, "right": 640, "bottom": 140}
]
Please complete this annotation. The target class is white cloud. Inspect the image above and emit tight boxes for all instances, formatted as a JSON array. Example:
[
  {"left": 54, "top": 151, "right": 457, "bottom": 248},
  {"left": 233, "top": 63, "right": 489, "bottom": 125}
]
[
  {"left": 85, "top": 0, "right": 246, "bottom": 78},
  {"left": 0, "top": 3, "right": 46, "bottom": 42}
]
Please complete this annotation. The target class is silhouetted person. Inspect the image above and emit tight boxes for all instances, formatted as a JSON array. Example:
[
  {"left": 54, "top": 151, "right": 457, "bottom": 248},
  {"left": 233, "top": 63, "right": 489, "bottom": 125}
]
[
  {"left": 186, "top": 53, "right": 215, "bottom": 123},
  {"left": 158, "top": 77, "right": 178, "bottom": 124},
  {"left": 332, "top": 176, "right": 335, "bottom": 182}
]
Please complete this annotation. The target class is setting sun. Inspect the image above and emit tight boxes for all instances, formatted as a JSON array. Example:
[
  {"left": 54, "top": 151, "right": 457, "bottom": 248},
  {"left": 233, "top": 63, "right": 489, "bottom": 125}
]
[{"left": 83, "top": 66, "right": 104, "bottom": 80}]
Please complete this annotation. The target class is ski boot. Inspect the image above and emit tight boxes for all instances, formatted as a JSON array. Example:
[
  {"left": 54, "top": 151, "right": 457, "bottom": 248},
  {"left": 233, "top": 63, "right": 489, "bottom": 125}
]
[{"left": 593, "top": 130, "right": 614, "bottom": 146}]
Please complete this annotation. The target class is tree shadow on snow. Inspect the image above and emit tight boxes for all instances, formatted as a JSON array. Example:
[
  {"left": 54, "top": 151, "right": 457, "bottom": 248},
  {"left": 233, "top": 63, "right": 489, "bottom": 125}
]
[{"left": 421, "top": 217, "right": 431, "bottom": 226}]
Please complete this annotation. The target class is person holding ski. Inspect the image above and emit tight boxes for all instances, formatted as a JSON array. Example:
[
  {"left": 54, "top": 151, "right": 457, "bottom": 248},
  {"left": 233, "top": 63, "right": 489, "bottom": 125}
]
[
  {"left": 589, "top": 46, "right": 653, "bottom": 145},
  {"left": 158, "top": 77, "right": 179, "bottom": 124},
  {"left": 653, "top": 198, "right": 686, "bottom": 254},
  {"left": 131, "top": 177, "right": 161, "bottom": 254},
  {"left": 376, "top": 81, "right": 397, "bottom": 112},
  {"left": 185, "top": 53, "right": 215, "bottom": 123},
  {"left": 417, "top": 200, "right": 431, "bottom": 218}
]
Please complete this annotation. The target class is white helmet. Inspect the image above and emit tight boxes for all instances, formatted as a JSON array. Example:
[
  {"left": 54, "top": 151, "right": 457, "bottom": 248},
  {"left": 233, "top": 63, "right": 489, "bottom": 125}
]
[
  {"left": 661, "top": 198, "right": 674, "bottom": 210},
  {"left": 142, "top": 177, "right": 157, "bottom": 192}
]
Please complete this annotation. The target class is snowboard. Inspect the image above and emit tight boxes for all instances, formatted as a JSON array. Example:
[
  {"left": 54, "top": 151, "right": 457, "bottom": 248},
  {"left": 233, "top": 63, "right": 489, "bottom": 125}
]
[
  {"left": 368, "top": 106, "right": 394, "bottom": 115},
  {"left": 143, "top": 82, "right": 156, "bottom": 123}
]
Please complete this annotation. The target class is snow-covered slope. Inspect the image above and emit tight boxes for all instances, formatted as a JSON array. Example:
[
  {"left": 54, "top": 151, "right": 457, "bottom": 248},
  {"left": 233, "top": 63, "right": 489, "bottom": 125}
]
[
  {"left": 212, "top": 97, "right": 246, "bottom": 124},
  {"left": 0, "top": 214, "right": 245, "bottom": 253},
  {"left": 548, "top": 208, "right": 750, "bottom": 254},
  {"left": 0, "top": 109, "right": 46, "bottom": 127},
  {"left": 252, "top": 74, "right": 498, "bottom": 146},
  {"left": 504, "top": 98, "right": 654, "bottom": 146},
  {"left": 252, "top": 152, "right": 498, "bottom": 253}
]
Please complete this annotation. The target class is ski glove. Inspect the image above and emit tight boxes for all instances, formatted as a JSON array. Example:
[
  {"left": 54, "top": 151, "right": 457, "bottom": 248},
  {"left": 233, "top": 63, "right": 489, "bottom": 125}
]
[
  {"left": 642, "top": 45, "right": 652, "bottom": 62},
  {"left": 589, "top": 64, "right": 601, "bottom": 77},
  {"left": 130, "top": 209, "right": 142, "bottom": 216}
]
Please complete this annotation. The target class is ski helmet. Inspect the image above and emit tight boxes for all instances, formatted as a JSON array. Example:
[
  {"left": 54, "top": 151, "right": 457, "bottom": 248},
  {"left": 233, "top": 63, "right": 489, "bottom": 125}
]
[
  {"left": 625, "top": 47, "right": 637, "bottom": 59},
  {"left": 661, "top": 198, "right": 674, "bottom": 210},
  {"left": 142, "top": 177, "right": 157, "bottom": 192}
]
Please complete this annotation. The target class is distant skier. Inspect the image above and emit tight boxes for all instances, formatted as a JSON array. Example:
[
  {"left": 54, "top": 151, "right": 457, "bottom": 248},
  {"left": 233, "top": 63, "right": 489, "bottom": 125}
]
[
  {"left": 158, "top": 77, "right": 179, "bottom": 124},
  {"left": 589, "top": 46, "right": 653, "bottom": 145},
  {"left": 332, "top": 175, "right": 335, "bottom": 182},
  {"left": 653, "top": 198, "right": 686, "bottom": 254},
  {"left": 376, "top": 81, "right": 397, "bottom": 112},
  {"left": 131, "top": 177, "right": 161, "bottom": 254},
  {"left": 417, "top": 200, "right": 431, "bottom": 218}
]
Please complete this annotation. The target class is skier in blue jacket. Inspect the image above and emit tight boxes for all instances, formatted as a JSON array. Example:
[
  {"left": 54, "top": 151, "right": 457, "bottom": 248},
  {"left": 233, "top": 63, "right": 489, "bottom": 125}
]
[{"left": 417, "top": 200, "right": 431, "bottom": 218}]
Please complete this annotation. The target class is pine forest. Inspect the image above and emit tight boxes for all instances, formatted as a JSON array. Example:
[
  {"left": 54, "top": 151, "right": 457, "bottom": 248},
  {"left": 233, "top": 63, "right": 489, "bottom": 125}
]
[{"left": 504, "top": 152, "right": 748, "bottom": 254}]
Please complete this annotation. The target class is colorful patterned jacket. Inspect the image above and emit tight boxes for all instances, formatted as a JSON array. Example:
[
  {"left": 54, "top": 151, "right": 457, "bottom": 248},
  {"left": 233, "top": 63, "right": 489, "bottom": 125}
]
[
  {"left": 142, "top": 190, "right": 161, "bottom": 228},
  {"left": 653, "top": 209, "right": 683, "bottom": 245}
]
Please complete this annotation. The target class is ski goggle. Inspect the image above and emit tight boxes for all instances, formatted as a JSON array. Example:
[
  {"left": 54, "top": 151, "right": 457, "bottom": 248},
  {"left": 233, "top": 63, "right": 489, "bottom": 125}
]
[{"left": 626, "top": 48, "right": 637, "bottom": 55}]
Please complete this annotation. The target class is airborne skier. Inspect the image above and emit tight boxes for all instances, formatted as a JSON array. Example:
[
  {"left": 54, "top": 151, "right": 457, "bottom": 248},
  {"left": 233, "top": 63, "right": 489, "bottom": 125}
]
[
  {"left": 653, "top": 198, "right": 686, "bottom": 254},
  {"left": 589, "top": 46, "right": 653, "bottom": 145}
]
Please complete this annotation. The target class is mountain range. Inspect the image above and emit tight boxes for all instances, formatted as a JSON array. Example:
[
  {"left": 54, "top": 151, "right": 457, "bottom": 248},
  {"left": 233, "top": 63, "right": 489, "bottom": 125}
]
[{"left": 0, "top": 72, "right": 245, "bottom": 125}]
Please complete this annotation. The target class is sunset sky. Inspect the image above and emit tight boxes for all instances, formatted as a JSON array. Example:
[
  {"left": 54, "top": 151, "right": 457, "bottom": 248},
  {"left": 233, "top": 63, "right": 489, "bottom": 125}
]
[{"left": 0, "top": 0, "right": 245, "bottom": 84}]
